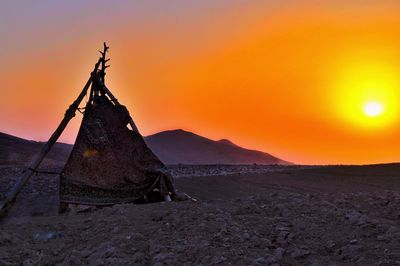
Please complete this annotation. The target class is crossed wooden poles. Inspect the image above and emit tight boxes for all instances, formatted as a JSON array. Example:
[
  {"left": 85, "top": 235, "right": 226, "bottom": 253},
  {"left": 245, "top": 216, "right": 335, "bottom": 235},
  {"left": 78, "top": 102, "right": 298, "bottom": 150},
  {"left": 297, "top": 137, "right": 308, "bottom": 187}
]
[{"left": 0, "top": 43, "right": 138, "bottom": 218}]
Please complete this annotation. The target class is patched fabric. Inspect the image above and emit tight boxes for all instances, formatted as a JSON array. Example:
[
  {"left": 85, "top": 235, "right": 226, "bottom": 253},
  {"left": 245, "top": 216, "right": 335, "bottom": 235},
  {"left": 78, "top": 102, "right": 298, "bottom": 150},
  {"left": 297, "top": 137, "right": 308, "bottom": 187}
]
[{"left": 60, "top": 93, "right": 174, "bottom": 205}]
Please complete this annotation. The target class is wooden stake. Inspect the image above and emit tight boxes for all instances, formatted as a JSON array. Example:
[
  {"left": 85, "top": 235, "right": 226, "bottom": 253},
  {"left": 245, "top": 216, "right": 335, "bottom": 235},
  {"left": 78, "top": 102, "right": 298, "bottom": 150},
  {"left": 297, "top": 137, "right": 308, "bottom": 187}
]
[{"left": 0, "top": 63, "right": 100, "bottom": 218}]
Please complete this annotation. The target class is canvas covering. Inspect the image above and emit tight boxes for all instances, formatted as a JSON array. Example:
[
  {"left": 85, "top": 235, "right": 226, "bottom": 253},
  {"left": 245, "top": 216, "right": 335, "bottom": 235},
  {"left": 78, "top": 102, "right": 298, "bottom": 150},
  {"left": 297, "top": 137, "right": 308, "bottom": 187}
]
[{"left": 60, "top": 92, "right": 174, "bottom": 205}]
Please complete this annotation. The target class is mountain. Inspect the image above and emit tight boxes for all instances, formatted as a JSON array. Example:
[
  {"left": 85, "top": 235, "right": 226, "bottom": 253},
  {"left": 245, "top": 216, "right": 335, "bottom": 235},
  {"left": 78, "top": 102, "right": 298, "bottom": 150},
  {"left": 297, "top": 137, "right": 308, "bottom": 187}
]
[
  {"left": 144, "top": 129, "right": 289, "bottom": 165},
  {"left": 0, "top": 130, "right": 289, "bottom": 166},
  {"left": 0, "top": 132, "right": 72, "bottom": 167}
]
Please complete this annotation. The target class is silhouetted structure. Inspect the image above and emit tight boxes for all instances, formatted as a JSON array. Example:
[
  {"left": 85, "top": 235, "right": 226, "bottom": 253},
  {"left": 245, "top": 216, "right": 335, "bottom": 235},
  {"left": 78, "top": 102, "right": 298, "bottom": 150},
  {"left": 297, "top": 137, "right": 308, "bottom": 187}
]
[{"left": 0, "top": 43, "right": 178, "bottom": 217}]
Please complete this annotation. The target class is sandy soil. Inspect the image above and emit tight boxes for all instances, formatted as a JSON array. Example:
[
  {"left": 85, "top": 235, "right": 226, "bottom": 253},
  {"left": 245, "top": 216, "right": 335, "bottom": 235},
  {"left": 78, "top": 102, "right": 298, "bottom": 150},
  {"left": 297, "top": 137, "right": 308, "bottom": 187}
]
[{"left": 1, "top": 164, "right": 400, "bottom": 265}]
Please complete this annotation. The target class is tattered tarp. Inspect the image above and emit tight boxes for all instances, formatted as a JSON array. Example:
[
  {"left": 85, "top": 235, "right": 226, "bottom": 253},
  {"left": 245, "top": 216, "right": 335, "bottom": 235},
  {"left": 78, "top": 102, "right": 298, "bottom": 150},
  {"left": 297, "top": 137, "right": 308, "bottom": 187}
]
[{"left": 60, "top": 94, "right": 174, "bottom": 205}]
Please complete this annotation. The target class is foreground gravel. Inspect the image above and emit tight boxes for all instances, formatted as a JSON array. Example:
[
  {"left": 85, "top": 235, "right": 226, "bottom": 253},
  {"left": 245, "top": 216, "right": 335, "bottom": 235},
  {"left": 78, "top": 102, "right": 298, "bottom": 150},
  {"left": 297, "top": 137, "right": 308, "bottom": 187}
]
[
  {"left": 1, "top": 190, "right": 400, "bottom": 265},
  {"left": 1, "top": 164, "right": 400, "bottom": 265}
]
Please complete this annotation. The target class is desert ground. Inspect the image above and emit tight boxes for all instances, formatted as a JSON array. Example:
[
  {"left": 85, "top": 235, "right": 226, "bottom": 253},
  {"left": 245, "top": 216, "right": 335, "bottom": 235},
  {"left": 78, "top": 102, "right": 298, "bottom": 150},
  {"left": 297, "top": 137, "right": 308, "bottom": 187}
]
[{"left": 1, "top": 164, "right": 400, "bottom": 265}]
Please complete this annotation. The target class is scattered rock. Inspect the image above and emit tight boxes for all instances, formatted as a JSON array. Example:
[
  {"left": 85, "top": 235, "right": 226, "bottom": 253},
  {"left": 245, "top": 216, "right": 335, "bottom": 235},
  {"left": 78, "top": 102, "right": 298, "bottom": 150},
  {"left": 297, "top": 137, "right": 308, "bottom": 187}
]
[
  {"left": 0, "top": 233, "right": 12, "bottom": 245},
  {"left": 210, "top": 256, "right": 226, "bottom": 264},
  {"left": 153, "top": 252, "right": 176, "bottom": 262},
  {"left": 151, "top": 215, "right": 163, "bottom": 222},
  {"left": 291, "top": 248, "right": 311, "bottom": 259},
  {"left": 77, "top": 205, "right": 96, "bottom": 213},
  {"left": 273, "top": 247, "right": 285, "bottom": 260},
  {"left": 254, "top": 257, "right": 266, "bottom": 265},
  {"left": 1, "top": 166, "right": 400, "bottom": 265},
  {"left": 349, "top": 239, "right": 358, "bottom": 245},
  {"left": 33, "top": 231, "right": 64, "bottom": 242},
  {"left": 377, "top": 235, "right": 389, "bottom": 242},
  {"left": 242, "top": 232, "right": 251, "bottom": 241},
  {"left": 326, "top": 240, "right": 336, "bottom": 249},
  {"left": 345, "top": 210, "right": 362, "bottom": 224},
  {"left": 276, "top": 231, "right": 290, "bottom": 244}
]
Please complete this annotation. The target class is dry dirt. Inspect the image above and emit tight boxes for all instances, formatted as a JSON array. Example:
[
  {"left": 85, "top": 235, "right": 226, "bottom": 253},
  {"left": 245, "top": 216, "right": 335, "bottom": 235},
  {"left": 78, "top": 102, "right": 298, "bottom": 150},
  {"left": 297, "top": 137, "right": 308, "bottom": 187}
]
[{"left": 1, "top": 164, "right": 400, "bottom": 265}]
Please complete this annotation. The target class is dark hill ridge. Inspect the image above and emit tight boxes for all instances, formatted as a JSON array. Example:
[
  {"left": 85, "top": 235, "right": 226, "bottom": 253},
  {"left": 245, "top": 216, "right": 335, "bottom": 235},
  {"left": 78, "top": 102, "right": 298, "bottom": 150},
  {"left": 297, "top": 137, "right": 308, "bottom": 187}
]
[
  {"left": 144, "top": 129, "right": 289, "bottom": 165},
  {"left": 217, "top": 139, "right": 237, "bottom": 146},
  {"left": 0, "top": 132, "right": 72, "bottom": 167},
  {"left": 0, "top": 129, "right": 289, "bottom": 166}
]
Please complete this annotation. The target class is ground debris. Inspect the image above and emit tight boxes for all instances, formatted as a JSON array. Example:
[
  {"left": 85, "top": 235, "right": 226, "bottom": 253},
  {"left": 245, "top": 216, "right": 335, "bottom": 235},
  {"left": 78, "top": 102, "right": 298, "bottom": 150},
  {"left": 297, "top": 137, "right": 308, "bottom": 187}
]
[{"left": 1, "top": 165, "right": 400, "bottom": 265}]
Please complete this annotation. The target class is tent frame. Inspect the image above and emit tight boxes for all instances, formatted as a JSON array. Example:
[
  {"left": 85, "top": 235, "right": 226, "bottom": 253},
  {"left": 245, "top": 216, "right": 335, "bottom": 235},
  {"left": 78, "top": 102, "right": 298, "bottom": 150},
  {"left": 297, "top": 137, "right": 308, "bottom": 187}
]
[{"left": 0, "top": 43, "right": 147, "bottom": 218}]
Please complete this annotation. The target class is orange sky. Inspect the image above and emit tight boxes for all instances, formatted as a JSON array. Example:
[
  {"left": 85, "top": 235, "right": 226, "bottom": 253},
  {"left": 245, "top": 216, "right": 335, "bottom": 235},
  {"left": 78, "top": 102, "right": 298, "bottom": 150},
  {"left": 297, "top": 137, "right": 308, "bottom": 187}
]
[{"left": 1, "top": 1, "right": 400, "bottom": 164}]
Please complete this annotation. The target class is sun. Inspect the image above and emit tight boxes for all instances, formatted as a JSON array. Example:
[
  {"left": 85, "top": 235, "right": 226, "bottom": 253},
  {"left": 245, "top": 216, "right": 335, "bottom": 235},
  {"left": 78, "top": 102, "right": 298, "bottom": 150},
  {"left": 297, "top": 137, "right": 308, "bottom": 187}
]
[
  {"left": 363, "top": 102, "right": 384, "bottom": 117},
  {"left": 329, "top": 54, "right": 400, "bottom": 129}
]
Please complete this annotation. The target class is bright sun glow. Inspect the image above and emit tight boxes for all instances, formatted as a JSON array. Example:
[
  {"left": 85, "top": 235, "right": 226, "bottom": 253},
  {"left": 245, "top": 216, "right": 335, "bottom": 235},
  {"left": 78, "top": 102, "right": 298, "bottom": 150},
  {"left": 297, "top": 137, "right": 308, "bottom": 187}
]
[
  {"left": 363, "top": 102, "right": 384, "bottom": 117},
  {"left": 330, "top": 53, "right": 400, "bottom": 129}
]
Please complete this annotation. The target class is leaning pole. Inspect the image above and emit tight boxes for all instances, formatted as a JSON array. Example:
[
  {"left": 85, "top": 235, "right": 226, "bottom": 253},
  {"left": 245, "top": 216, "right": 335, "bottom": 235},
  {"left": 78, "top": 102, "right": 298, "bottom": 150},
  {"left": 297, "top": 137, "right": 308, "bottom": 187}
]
[{"left": 0, "top": 60, "right": 101, "bottom": 218}]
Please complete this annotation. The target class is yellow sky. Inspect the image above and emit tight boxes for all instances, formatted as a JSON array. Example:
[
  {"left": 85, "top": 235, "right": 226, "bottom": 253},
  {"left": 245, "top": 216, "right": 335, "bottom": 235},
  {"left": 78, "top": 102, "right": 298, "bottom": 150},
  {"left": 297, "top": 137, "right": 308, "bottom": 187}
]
[{"left": 1, "top": 1, "right": 400, "bottom": 164}]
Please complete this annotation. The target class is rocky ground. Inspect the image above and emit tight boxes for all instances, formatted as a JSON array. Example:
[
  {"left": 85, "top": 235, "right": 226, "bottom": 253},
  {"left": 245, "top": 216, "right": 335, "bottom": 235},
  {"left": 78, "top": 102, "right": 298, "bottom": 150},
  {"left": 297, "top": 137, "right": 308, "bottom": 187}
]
[
  {"left": 167, "top": 164, "right": 313, "bottom": 177},
  {"left": 1, "top": 164, "right": 400, "bottom": 265}
]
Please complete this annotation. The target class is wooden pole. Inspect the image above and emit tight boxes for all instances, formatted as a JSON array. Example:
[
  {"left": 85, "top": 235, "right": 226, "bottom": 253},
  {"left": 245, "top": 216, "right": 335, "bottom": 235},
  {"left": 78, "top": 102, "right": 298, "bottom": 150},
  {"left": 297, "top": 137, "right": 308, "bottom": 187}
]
[
  {"left": 99, "top": 42, "right": 110, "bottom": 84},
  {"left": 0, "top": 63, "right": 100, "bottom": 218},
  {"left": 93, "top": 75, "right": 140, "bottom": 133}
]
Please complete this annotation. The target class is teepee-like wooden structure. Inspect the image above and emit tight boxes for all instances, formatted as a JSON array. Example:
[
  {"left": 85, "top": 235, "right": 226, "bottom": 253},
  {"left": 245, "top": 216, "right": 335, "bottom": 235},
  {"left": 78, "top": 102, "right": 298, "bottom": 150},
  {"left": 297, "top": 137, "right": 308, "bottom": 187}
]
[{"left": 0, "top": 43, "right": 178, "bottom": 217}]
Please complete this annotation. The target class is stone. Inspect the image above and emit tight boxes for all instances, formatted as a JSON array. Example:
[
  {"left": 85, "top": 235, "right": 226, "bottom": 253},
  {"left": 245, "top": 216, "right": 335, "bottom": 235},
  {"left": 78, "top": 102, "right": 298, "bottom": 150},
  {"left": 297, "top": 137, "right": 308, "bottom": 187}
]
[
  {"left": 326, "top": 240, "right": 336, "bottom": 249},
  {"left": 76, "top": 205, "right": 96, "bottom": 213},
  {"left": 210, "top": 256, "right": 226, "bottom": 264},
  {"left": 131, "top": 252, "right": 146, "bottom": 263},
  {"left": 242, "top": 233, "right": 251, "bottom": 241},
  {"left": 377, "top": 235, "right": 389, "bottom": 242},
  {"left": 274, "top": 247, "right": 285, "bottom": 260},
  {"left": 22, "top": 259, "right": 35, "bottom": 266},
  {"left": 276, "top": 226, "right": 290, "bottom": 232},
  {"left": 151, "top": 215, "right": 164, "bottom": 222},
  {"left": 0, "top": 233, "right": 12, "bottom": 245},
  {"left": 33, "top": 231, "right": 64, "bottom": 242},
  {"left": 276, "top": 231, "right": 290, "bottom": 244},
  {"left": 386, "top": 226, "right": 400, "bottom": 238},
  {"left": 345, "top": 210, "right": 362, "bottom": 223},
  {"left": 357, "top": 215, "right": 368, "bottom": 226},
  {"left": 290, "top": 248, "right": 311, "bottom": 259},
  {"left": 153, "top": 252, "right": 176, "bottom": 262},
  {"left": 254, "top": 257, "right": 266, "bottom": 265}
]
